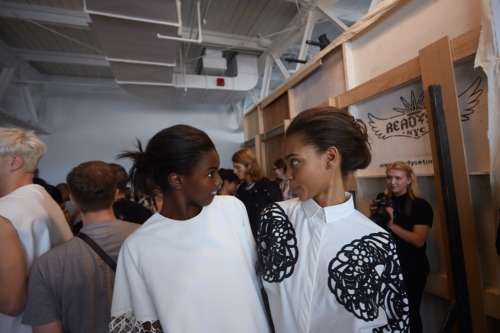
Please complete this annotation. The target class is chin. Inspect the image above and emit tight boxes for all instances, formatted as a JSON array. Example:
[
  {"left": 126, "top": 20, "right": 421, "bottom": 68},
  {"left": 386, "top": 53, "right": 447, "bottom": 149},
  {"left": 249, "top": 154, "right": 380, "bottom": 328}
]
[
  {"left": 203, "top": 194, "right": 216, "bottom": 206},
  {"left": 295, "top": 191, "right": 309, "bottom": 202}
]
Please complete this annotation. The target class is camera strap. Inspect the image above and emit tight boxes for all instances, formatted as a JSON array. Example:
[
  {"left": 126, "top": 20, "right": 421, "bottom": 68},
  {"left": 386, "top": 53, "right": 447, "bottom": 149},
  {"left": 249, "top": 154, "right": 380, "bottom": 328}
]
[{"left": 403, "top": 196, "right": 413, "bottom": 218}]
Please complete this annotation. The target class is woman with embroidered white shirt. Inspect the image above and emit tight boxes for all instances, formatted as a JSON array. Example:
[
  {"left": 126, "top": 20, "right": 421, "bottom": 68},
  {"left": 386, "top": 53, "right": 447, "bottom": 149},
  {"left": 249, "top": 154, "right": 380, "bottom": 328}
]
[
  {"left": 110, "top": 125, "right": 271, "bottom": 333},
  {"left": 257, "top": 107, "right": 410, "bottom": 333}
]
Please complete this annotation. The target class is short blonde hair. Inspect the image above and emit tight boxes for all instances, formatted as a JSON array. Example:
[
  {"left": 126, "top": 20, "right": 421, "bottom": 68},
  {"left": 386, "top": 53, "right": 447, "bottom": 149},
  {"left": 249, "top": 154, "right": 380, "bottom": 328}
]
[
  {"left": 384, "top": 161, "right": 419, "bottom": 200},
  {"left": 0, "top": 128, "right": 46, "bottom": 172}
]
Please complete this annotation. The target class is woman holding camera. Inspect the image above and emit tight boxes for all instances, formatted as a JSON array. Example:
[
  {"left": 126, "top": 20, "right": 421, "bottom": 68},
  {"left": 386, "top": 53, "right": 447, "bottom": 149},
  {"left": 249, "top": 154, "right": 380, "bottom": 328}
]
[{"left": 370, "top": 161, "right": 433, "bottom": 333}]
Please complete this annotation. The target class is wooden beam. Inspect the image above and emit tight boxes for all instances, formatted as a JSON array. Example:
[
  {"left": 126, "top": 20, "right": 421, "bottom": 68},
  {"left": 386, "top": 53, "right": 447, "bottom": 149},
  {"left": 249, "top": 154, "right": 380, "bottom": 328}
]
[
  {"left": 449, "top": 26, "right": 481, "bottom": 62},
  {"left": 419, "top": 36, "right": 486, "bottom": 333},
  {"left": 337, "top": 57, "right": 421, "bottom": 108},
  {"left": 336, "top": 27, "right": 480, "bottom": 109}
]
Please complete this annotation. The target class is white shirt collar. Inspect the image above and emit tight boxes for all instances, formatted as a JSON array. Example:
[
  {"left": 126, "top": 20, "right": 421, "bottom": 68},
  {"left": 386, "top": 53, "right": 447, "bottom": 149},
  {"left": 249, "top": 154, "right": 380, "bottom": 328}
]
[{"left": 301, "top": 192, "right": 354, "bottom": 223}]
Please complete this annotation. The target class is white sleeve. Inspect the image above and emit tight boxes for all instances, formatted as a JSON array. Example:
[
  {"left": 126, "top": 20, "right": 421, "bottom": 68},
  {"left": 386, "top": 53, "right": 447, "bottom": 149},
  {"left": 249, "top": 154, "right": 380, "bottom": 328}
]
[{"left": 110, "top": 241, "right": 159, "bottom": 332}]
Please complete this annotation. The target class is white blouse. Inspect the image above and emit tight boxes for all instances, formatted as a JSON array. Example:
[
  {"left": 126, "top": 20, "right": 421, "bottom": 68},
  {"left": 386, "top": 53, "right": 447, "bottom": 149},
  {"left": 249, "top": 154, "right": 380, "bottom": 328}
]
[
  {"left": 110, "top": 195, "right": 271, "bottom": 333},
  {"left": 258, "top": 193, "right": 409, "bottom": 333}
]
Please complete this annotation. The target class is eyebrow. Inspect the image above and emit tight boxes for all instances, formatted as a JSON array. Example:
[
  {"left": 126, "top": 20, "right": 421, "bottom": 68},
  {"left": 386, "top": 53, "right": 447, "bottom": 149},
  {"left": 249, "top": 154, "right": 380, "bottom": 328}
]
[{"left": 282, "top": 153, "right": 298, "bottom": 160}]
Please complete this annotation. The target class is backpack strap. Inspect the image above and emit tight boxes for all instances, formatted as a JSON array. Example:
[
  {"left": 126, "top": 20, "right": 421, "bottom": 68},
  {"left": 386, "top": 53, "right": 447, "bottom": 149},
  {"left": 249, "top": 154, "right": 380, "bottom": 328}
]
[{"left": 77, "top": 232, "right": 117, "bottom": 272}]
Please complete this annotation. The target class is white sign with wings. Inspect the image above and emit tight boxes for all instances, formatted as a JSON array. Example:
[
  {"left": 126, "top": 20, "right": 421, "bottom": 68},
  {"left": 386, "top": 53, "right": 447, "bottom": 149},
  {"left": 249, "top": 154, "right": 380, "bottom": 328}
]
[{"left": 352, "top": 60, "right": 488, "bottom": 177}]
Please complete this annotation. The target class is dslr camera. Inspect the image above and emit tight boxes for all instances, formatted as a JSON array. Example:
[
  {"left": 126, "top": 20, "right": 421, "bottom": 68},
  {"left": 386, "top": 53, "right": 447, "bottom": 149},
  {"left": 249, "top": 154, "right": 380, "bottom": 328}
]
[{"left": 372, "top": 195, "right": 394, "bottom": 226}]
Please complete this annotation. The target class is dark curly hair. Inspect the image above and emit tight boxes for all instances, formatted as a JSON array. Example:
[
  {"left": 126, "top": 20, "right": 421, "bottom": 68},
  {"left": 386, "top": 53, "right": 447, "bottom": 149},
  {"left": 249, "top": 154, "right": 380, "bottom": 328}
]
[{"left": 118, "top": 125, "right": 216, "bottom": 196}]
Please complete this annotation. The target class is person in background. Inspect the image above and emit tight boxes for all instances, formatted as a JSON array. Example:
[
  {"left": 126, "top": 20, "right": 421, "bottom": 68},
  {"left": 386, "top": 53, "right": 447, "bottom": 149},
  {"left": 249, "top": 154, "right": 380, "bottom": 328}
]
[
  {"left": 273, "top": 158, "right": 296, "bottom": 200},
  {"left": 109, "top": 163, "right": 153, "bottom": 224},
  {"left": 0, "top": 127, "right": 73, "bottom": 333},
  {"left": 257, "top": 107, "right": 409, "bottom": 333},
  {"left": 232, "top": 148, "right": 283, "bottom": 240},
  {"left": 56, "top": 183, "right": 80, "bottom": 229},
  {"left": 370, "top": 161, "right": 433, "bottom": 333},
  {"left": 217, "top": 168, "right": 240, "bottom": 195},
  {"left": 110, "top": 125, "right": 271, "bottom": 333},
  {"left": 133, "top": 189, "right": 156, "bottom": 211},
  {"left": 22, "top": 161, "right": 139, "bottom": 333}
]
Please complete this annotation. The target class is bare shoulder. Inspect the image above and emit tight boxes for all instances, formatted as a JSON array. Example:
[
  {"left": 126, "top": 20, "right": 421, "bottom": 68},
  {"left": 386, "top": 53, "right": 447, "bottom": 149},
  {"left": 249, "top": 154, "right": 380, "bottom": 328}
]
[{"left": 0, "top": 215, "right": 16, "bottom": 237}]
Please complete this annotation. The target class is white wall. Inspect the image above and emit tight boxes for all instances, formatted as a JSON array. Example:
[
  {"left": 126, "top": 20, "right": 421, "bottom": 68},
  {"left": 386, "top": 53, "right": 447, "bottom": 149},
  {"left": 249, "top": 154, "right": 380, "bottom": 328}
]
[{"left": 28, "top": 90, "right": 243, "bottom": 185}]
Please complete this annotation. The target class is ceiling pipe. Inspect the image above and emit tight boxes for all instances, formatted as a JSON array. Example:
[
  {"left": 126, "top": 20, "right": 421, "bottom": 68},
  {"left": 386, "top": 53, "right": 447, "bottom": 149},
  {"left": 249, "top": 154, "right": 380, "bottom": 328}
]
[
  {"left": 157, "top": 0, "right": 202, "bottom": 44},
  {"left": 83, "top": 0, "right": 181, "bottom": 27},
  {"left": 106, "top": 57, "right": 176, "bottom": 67}
]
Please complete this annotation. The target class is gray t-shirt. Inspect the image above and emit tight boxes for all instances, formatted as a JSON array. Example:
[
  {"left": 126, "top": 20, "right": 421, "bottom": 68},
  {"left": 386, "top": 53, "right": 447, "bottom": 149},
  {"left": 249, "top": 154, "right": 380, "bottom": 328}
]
[{"left": 22, "top": 220, "right": 139, "bottom": 333}]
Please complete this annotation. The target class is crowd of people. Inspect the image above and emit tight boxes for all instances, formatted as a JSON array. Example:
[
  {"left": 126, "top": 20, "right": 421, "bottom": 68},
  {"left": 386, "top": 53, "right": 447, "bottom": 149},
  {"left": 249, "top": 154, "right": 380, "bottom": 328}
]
[{"left": 0, "top": 105, "right": 435, "bottom": 333}]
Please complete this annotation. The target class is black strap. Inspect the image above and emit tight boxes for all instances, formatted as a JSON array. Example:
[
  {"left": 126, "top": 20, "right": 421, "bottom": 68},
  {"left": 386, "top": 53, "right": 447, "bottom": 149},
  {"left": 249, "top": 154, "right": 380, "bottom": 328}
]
[
  {"left": 77, "top": 232, "right": 116, "bottom": 272},
  {"left": 260, "top": 287, "right": 275, "bottom": 333}
]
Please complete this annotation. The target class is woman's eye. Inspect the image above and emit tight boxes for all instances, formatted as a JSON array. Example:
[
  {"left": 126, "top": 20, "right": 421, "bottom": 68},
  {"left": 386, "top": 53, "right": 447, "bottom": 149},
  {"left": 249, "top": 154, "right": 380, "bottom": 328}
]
[
  {"left": 290, "top": 159, "right": 298, "bottom": 167},
  {"left": 208, "top": 172, "right": 213, "bottom": 178}
]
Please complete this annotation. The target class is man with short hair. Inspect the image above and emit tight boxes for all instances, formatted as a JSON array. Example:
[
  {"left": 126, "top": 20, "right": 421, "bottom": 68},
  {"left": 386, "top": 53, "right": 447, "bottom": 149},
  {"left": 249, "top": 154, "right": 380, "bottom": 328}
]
[
  {"left": 22, "top": 161, "right": 139, "bottom": 333},
  {"left": 0, "top": 128, "right": 73, "bottom": 333},
  {"left": 217, "top": 168, "right": 241, "bottom": 196},
  {"left": 109, "top": 163, "right": 152, "bottom": 224}
]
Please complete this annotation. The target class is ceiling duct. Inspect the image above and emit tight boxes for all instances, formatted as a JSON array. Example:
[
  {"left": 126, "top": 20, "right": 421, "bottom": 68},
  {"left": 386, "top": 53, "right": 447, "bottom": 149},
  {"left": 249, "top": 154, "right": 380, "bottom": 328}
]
[
  {"left": 84, "top": 0, "right": 258, "bottom": 104},
  {"left": 198, "top": 48, "right": 227, "bottom": 76}
]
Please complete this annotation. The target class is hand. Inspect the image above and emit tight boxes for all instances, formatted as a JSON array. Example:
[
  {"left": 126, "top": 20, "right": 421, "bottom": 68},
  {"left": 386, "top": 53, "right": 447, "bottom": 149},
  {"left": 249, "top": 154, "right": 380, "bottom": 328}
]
[
  {"left": 369, "top": 201, "right": 378, "bottom": 217},
  {"left": 385, "top": 206, "right": 395, "bottom": 228}
]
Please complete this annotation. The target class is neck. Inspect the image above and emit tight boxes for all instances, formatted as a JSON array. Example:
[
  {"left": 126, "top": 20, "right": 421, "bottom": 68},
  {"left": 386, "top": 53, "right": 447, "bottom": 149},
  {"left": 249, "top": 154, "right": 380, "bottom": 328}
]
[
  {"left": 244, "top": 175, "right": 253, "bottom": 185},
  {"left": 314, "top": 171, "right": 346, "bottom": 207},
  {"left": 81, "top": 207, "right": 116, "bottom": 226},
  {"left": 0, "top": 173, "right": 33, "bottom": 197},
  {"left": 160, "top": 191, "right": 202, "bottom": 220},
  {"left": 115, "top": 192, "right": 127, "bottom": 200}
]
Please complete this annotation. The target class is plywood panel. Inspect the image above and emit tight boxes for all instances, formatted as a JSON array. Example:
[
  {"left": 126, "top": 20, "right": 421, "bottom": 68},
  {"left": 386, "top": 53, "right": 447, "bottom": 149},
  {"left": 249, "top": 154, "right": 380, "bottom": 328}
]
[
  {"left": 348, "top": 0, "right": 480, "bottom": 86},
  {"left": 293, "top": 47, "right": 345, "bottom": 113},
  {"left": 261, "top": 60, "right": 322, "bottom": 108},
  {"left": 262, "top": 93, "right": 289, "bottom": 131},
  {"left": 419, "top": 36, "right": 486, "bottom": 332},
  {"left": 336, "top": 28, "right": 480, "bottom": 109},
  {"left": 244, "top": 107, "right": 260, "bottom": 141},
  {"left": 264, "top": 134, "right": 284, "bottom": 178}
]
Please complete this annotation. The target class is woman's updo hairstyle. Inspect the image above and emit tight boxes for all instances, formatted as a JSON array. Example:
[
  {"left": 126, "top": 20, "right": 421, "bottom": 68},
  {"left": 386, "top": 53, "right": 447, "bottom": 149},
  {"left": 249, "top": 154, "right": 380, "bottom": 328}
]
[
  {"left": 285, "top": 106, "right": 372, "bottom": 178},
  {"left": 118, "top": 124, "right": 216, "bottom": 196}
]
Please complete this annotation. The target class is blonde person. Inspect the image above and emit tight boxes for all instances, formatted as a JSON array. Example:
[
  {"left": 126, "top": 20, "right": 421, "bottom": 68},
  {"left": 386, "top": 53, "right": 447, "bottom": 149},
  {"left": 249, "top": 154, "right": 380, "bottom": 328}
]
[
  {"left": 257, "top": 107, "right": 409, "bottom": 332},
  {"left": 0, "top": 128, "right": 72, "bottom": 333},
  {"left": 370, "top": 161, "right": 433, "bottom": 333}
]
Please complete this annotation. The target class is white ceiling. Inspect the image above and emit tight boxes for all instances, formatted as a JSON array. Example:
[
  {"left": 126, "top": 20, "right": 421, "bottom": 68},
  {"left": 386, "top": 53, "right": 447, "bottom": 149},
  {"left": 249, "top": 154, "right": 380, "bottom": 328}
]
[{"left": 0, "top": 0, "right": 376, "bottom": 114}]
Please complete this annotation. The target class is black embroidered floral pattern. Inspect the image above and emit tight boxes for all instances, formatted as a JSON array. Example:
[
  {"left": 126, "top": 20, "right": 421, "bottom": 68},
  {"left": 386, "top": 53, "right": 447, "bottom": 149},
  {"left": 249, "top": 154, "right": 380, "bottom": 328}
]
[
  {"left": 327, "top": 232, "right": 409, "bottom": 332},
  {"left": 257, "top": 203, "right": 299, "bottom": 283}
]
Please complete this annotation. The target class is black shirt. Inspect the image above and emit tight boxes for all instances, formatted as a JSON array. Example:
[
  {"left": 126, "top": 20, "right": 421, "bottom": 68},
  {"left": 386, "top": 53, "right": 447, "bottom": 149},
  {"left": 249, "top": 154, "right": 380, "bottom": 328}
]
[
  {"left": 235, "top": 177, "right": 283, "bottom": 240},
  {"left": 113, "top": 199, "right": 153, "bottom": 224}
]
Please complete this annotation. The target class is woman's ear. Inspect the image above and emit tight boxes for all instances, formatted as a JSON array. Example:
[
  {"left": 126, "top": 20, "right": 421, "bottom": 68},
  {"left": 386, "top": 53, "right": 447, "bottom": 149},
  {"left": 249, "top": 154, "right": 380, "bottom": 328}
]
[
  {"left": 325, "top": 146, "right": 341, "bottom": 169},
  {"left": 168, "top": 173, "right": 183, "bottom": 190}
]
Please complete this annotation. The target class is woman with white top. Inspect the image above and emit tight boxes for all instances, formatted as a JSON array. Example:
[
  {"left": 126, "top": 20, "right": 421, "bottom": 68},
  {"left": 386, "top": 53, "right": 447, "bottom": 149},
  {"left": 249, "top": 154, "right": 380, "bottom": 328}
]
[
  {"left": 110, "top": 124, "right": 271, "bottom": 333},
  {"left": 257, "top": 106, "right": 410, "bottom": 333}
]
